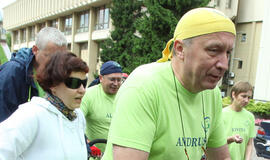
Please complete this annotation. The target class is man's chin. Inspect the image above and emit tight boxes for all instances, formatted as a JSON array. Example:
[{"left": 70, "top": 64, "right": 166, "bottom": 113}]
[
  {"left": 108, "top": 90, "right": 118, "bottom": 95},
  {"left": 204, "top": 81, "right": 218, "bottom": 90}
]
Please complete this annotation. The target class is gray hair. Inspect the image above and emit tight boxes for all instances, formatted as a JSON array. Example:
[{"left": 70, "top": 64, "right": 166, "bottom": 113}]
[
  {"left": 35, "top": 27, "right": 67, "bottom": 50},
  {"left": 172, "top": 38, "right": 193, "bottom": 56}
]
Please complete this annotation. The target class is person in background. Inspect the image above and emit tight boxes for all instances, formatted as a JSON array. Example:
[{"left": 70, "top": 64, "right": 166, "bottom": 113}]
[
  {"left": 0, "top": 27, "right": 67, "bottom": 122},
  {"left": 102, "top": 7, "right": 236, "bottom": 160},
  {"left": 223, "top": 81, "right": 255, "bottom": 160},
  {"left": 122, "top": 73, "right": 129, "bottom": 83},
  {"left": 0, "top": 52, "right": 89, "bottom": 160},
  {"left": 81, "top": 61, "right": 123, "bottom": 153}
]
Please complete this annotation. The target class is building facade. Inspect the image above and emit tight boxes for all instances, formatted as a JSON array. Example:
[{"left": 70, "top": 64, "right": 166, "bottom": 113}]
[
  {"left": 3, "top": 0, "right": 112, "bottom": 81},
  {"left": 0, "top": 12, "right": 11, "bottom": 65},
  {"left": 3, "top": 0, "right": 270, "bottom": 100},
  {"left": 209, "top": 0, "right": 268, "bottom": 100}
]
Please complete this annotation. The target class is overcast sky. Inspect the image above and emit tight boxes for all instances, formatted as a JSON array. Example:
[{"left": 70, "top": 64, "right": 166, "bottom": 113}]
[{"left": 0, "top": 0, "right": 16, "bottom": 16}]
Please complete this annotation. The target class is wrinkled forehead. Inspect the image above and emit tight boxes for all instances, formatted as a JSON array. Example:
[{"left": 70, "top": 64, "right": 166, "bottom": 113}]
[
  {"left": 104, "top": 72, "right": 123, "bottom": 78},
  {"left": 188, "top": 32, "right": 235, "bottom": 49}
]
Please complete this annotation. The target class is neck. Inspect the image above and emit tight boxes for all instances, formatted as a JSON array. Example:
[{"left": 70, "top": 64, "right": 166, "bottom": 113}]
[
  {"left": 171, "top": 58, "right": 199, "bottom": 93},
  {"left": 33, "top": 60, "right": 39, "bottom": 71},
  {"left": 230, "top": 103, "right": 242, "bottom": 112}
]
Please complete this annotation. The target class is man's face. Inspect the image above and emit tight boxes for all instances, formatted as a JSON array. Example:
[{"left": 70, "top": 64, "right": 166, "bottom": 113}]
[
  {"left": 33, "top": 42, "right": 67, "bottom": 68},
  {"left": 232, "top": 91, "right": 252, "bottom": 108},
  {"left": 176, "top": 32, "right": 235, "bottom": 92},
  {"left": 100, "top": 73, "right": 122, "bottom": 94},
  {"left": 100, "top": 73, "right": 123, "bottom": 95}
]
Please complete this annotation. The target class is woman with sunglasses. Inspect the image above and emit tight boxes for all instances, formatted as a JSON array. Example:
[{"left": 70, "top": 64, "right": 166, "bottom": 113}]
[{"left": 0, "top": 52, "right": 89, "bottom": 160}]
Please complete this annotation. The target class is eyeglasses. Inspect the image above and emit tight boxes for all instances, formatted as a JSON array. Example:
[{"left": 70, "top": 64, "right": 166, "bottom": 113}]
[
  {"left": 104, "top": 76, "right": 122, "bottom": 83},
  {"left": 64, "top": 77, "right": 87, "bottom": 89}
]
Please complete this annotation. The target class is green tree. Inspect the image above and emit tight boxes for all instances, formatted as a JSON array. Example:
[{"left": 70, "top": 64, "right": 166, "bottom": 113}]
[
  {"left": 101, "top": 0, "right": 210, "bottom": 73},
  {"left": 100, "top": 0, "right": 143, "bottom": 73},
  {"left": 5, "top": 32, "right": 11, "bottom": 50}
]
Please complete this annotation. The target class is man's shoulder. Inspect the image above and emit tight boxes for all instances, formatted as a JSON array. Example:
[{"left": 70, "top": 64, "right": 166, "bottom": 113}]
[
  {"left": 86, "top": 84, "right": 100, "bottom": 92},
  {"left": 84, "top": 84, "right": 101, "bottom": 98},
  {"left": 0, "top": 48, "right": 34, "bottom": 75},
  {"left": 0, "top": 59, "right": 28, "bottom": 82},
  {"left": 134, "top": 62, "right": 169, "bottom": 75},
  {"left": 127, "top": 62, "right": 170, "bottom": 84}
]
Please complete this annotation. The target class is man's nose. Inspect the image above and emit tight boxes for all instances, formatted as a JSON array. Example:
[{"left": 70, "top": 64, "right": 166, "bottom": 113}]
[{"left": 216, "top": 53, "right": 229, "bottom": 71}]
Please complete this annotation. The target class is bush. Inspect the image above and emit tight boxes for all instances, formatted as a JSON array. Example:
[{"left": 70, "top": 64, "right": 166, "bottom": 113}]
[
  {"left": 222, "top": 97, "right": 270, "bottom": 117},
  {"left": 222, "top": 96, "right": 231, "bottom": 107}
]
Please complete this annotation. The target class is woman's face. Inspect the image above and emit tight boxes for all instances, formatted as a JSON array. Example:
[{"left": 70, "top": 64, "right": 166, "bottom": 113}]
[{"left": 50, "top": 71, "right": 87, "bottom": 110}]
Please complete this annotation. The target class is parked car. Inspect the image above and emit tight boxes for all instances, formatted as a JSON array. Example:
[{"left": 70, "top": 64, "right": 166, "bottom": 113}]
[{"left": 254, "top": 120, "right": 270, "bottom": 158}]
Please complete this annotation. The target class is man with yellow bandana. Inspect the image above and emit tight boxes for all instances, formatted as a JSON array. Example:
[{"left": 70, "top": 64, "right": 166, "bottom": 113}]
[{"left": 102, "top": 8, "right": 236, "bottom": 160}]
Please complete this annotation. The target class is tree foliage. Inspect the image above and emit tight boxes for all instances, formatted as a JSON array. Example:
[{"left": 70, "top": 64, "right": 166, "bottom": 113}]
[
  {"left": 100, "top": 0, "right": 210, "bottom": 73},
  {"left": 5, "top": 32, "right": 11, "bottom": 50}
]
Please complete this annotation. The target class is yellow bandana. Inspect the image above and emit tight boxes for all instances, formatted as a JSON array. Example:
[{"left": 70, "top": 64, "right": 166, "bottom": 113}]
[{"left": 157, "top": 8, "right": 236, "bottom": 62}]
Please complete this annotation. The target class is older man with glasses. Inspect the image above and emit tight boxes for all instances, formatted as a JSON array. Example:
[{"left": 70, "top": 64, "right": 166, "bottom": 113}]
[{"left": 81, "top": 61, "right": 123, "bottom": 154}]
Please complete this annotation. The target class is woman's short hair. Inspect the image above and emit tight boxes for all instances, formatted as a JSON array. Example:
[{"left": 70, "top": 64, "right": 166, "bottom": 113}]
[
  {"left": 230, "top": 81, "right": 253, "bottom": 100},
  {"left": 36, "top": 51, "right": 89, "bottom": 93}
]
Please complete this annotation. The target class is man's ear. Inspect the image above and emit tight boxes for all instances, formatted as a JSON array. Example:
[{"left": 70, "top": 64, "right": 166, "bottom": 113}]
[
  {"left": 173, "top": 40, "right": 184, "bottom": 60},
  {"left": 32, "top": 45, "right": 38, "bottom": 56},
  {"left": 99, "top": 75, "right": 103, "bottom": 82}
]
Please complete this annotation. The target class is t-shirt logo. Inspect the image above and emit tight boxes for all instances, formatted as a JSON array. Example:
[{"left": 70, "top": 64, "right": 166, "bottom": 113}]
[
  {"left": 175, "top": 116, "right": 210, "bottom": 147},
  {"left": 106, "top": 113, "right": 112, "bottom": 118},
  {"left": 202, "top": 116, "right": 210, "bottom": 133}
]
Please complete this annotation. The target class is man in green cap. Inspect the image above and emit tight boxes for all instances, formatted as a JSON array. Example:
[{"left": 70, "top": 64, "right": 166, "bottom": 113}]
[{"left": 102, "top": 8, "right": 236, "bottom": 160}]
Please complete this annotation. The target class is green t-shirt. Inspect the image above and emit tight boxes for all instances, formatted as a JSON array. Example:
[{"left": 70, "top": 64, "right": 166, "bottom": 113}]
[
  {"left": 102, "top": 62, "right": 226, "bottom": 160},
  {"left": 222, "top": 107, "right": 255, "bottom": 160},
  {"left": 33, "top": 69, "right": 45, "bottom": 98},
  {"left": 0, "top": 45, "right": 8, "bottom": 65},
  {"left": 81, "top": 84, "right": 115, "bottom": 152}
]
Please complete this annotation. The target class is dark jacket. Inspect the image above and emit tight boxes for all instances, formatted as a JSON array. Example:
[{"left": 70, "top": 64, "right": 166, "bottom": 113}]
[{"left": 0, "top": 48, "right": 38, "bottom": 122}]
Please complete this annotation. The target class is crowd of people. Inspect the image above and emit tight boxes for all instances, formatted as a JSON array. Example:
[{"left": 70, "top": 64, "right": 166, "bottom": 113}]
[{"left": 0, "top": 7, "right": 257, "bottom": 160}]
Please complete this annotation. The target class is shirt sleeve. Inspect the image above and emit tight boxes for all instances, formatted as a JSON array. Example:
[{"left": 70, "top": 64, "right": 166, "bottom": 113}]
[
  {"left": 0, "top": 62, "right": 26, "bottom": 122},
  {"left": 249, "top": 114, "right": 256, "bottom": 138},
  {"left": 0, "top": 104, "right": 39, "bottom": 159}
]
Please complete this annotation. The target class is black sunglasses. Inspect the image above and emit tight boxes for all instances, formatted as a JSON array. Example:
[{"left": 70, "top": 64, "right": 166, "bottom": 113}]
[{"left": 64, "top": 77, "right": 87, "bottom": 89}]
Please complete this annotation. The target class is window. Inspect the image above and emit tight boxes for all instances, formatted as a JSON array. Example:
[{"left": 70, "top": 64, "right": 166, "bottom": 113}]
[
  {"left": 50, "top": 19, "right": 58, "bottom": 28},
  {"left": 21, "top": 28, "right": 26, "bottom": 43},
  {"left": 67, "top": 43, "right": 71, "bottom": 51},
  {"left": 64, "top": 16, "right": 72, "bottom": 35},
  {"left": 215, "top": 0, "right": 220, "bottom": 6},
  {"left": 0, "top": 27, "right": 6, "bottom": 40},
  {"left": 96, "top": 6, "right": 110, "bottom": 30},
  {"left": 241, "top": 33, "right": 247, "bottom": 42},
  {"left": 0, "top": 27, "right": 6, "bottom": 35},
  {"left": 77, "top": 11, "right": 89, "bottom": 33},
  {"left": 29, "top": 26, "right": 35, "bottom": 41},
  {"left": 14, "top": 31, "right": 19, "bottom": 44},
  {"left": 38, "top": 23, "right": 46, "bottom": 31},
  {"left": 226, "top": 0, "right": 232, "bottom": 9},
  {"left": 238, "top": 60, "right": 243, "bottom": 69}
]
